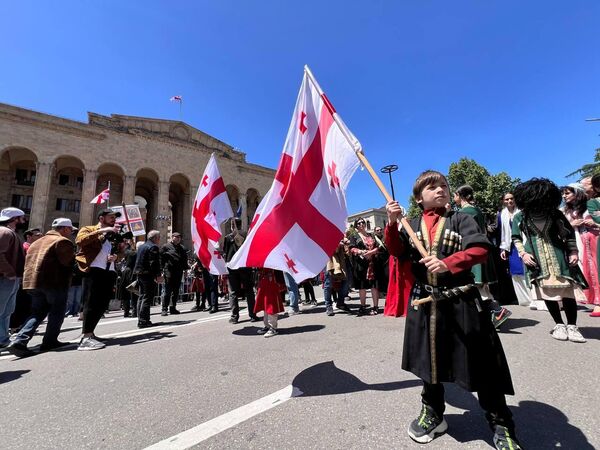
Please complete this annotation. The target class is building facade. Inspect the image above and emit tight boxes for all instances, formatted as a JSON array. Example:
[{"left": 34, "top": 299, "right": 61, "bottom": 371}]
[
  {"left": 347, "top": 207, "right": 388, "bottom": 232},
  {"left": 0, "top": 102, "right": 275, "bottom": 249}
]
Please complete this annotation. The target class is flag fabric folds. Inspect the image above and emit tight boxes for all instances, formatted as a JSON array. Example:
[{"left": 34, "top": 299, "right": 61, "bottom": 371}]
[
  {"left": 191, "top": 154, "right": 234, "bottom": 275},
  {"left": 170, "top": 95, "right": 182, "bottom": 102},
  {"left": 90, "top": 188, "right": 110, "bottom": 205},
  {"left": 228, "top": 67, "right": 361, "bottom": 282}
]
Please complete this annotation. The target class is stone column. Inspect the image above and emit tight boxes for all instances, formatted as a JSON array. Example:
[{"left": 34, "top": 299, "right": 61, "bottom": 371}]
[
  {"left": 188, "top": 184, "right": 198, "bottom": 251},
  {"left": 239, "top": 193, "right": 248, "bottom": 231},
  {"left": 156, "top": 180, "right": 171, "bottom": 242},
  {"left": 29, "top": 161, "right": 53, "bottom": 230},
  {"left": 122, "top": 175, "right": 136, "bottom": 205},
  {"left": 79, "top": 169, "right": 98, "bottom": 227}
]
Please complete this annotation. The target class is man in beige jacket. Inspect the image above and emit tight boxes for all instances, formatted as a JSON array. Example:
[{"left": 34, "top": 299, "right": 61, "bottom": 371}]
[{"left": 7, "top": 218, "right": 75, "bottom": 357}]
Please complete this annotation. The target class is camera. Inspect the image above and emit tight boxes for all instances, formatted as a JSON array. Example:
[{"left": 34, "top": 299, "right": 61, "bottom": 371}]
[{"left": 105, "top": 224, "right": 134, "bottom": 254}]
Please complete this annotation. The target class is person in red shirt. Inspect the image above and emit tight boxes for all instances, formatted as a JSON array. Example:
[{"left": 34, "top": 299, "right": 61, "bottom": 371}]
[{"left": 385, "top": 170, "right": 521, "bottom": 450}]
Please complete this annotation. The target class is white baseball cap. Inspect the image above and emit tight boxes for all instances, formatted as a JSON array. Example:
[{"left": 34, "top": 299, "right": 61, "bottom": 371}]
[
  {"left": 51, "top": 218, "right": 77, "bottom": 229},
  {"left": 0, "top": 207, "right": 25, "bottom": 222}
]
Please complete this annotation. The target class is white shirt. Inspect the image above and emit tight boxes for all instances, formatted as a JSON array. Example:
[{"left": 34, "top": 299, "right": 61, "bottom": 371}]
[{"left": 90, "top": 239, "right": 115, "bottom": 271}]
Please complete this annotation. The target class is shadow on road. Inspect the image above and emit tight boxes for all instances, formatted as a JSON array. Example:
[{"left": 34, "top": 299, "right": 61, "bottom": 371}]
[
  {"left": 443, "top": 383, "right": 594, "bottom": 449},
  {"left": 232, "top": 324, "right": 325, "bottom": 337},
  {"left": 106, "top": 331, "right": 177, "bottom": 347},
  {"left": 497, "top": 318, "right": 540, "bottom": 334},
  {"left": 0, "top": 370, "right": 30, "bottom": 385},
  {"left": 291, "top": 361, "right": 421, "bottom": 397},
  {"left": 578, "top": 326, "right": 600, "bottom": 341}
]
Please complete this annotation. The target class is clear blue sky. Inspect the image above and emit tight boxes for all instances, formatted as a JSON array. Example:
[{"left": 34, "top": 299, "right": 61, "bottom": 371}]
[{"left": 2, "top": 1, "right": 599, "bottom": 214}]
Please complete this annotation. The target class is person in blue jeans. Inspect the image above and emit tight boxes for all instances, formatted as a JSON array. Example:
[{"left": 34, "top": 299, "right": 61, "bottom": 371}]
[
  {"left": 0, "top": 207, "right": 26, "bottom": 350},
  {"left": 283, "top": 272, "right": 301, "bottom": 314},
  {"left": 7, "top": 218, "right": 76, "bottom": 357}
]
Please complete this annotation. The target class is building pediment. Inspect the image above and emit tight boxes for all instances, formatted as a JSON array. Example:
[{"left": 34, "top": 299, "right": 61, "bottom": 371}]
[{"left": 88, "top": 112, "right": 246, "bottom": 161}]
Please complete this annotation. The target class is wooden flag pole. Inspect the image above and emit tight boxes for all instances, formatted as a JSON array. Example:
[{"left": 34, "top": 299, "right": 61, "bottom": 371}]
[{"left": 355, "top": 152, "right": 428, "bottom": 258}]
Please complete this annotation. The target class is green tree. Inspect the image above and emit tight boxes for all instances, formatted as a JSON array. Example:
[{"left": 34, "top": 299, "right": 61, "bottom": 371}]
[
  {"left": 566, "top": 148, "right": 600, "bottom": 178},
  {"left": 406, "top": 195, "right": 421, "bottom": 219}
]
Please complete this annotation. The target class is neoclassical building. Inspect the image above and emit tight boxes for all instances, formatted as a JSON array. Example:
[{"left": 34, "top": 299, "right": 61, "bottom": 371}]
[{"left": 0, "top": 102, "right": 275, "bottom": 249}]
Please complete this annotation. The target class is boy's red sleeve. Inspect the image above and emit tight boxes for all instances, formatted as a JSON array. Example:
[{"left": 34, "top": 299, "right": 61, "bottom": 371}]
[
  {"left": 384, "top": 223, "right": 404, "bottom": 257},
  {"left": 442, "top": 245, "right": 488, "bottom": 274}
]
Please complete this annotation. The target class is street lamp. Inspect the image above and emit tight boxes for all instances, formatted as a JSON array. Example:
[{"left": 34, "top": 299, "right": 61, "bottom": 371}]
[{"left": 380, "top": 164, "right": 398, "bottom": 200}]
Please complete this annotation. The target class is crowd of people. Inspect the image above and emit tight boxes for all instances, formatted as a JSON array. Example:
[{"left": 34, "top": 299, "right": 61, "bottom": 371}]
[{"left": 2, "top": 170, "right": 600, "bottom": 449}]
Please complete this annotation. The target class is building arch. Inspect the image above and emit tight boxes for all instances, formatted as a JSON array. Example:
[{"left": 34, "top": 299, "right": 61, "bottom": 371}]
[
  {"left": 135, "top": 168, "right": 160, "bottom": 231},
  {"left": 169, "top": 173, "right": 191, "bottom": 242},
  {"left": 49, "top": 155, "right": 86, "bottom": 229},
  {"left": 0, "top": 147, "right": 39, "bottom": 216},
  {"left": 246, "top": 188, "right": 260, "bottom": 227}
]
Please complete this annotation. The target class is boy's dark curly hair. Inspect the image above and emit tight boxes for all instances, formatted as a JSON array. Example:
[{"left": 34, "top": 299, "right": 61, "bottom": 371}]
[{"left": 513, "top": 178, "right": 562, "bottom": 214}]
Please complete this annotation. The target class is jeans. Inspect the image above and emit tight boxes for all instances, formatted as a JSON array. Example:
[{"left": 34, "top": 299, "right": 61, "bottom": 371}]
[
  {"left": 11, "top": 288, "right": 68, "bottom": 346},
  {"left": 323, "top": 272, "right": 349, "bottom": 307},
  {"left": 0, "top": 277, "right": 20, "bottom": 345},
  {"left": 284, "top": 272, "right": 299, "bottom": 311},
  {"left": 66, "top": 285, "right": 83, "bottom": 316}
]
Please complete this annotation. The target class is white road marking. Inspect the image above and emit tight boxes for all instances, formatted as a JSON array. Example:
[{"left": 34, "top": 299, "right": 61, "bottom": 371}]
[{"left": 143, "top": 384, "right": 302, "bottom": 450}]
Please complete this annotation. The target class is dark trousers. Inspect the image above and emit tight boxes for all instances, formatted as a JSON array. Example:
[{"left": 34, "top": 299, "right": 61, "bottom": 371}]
[
  {"left": 421, "top": 382, "right": 515, "bottom": 433},
  {"left": 138, "top": 276, "right": 157, "bottom": 324},
  {"left": 228, "top": 268, "right": 256, "bottom": 319},
  {"left": 162, "top": 273, "right": 182, "bottom": 310},
  {"left": 196, "top": 273, "right": 218, "bottom": 309},
  {"left": 118, "top": 268, "right": 137, "bottom": 315},
  {"left": 303, "top": 282, "right": 316, "bottom": 302},
  {"left": 11, "top": 288, "right": 67, "bottom": 346},
  {"left": 82, "top": 268, "right": 117, "bottom": 334}
]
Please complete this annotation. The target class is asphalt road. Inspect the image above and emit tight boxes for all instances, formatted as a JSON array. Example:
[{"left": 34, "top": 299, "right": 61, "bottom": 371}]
[{"left": 1, "top": 289, "right": 599, "bottom": 450}]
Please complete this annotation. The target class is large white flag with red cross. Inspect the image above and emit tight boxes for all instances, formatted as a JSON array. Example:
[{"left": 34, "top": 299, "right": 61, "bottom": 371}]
[
  {"left": 191, "top": 154, "right": 234, "bottom": 275},
  {"left": 228, "top": 66, "right": 361, "bottom": 282}
]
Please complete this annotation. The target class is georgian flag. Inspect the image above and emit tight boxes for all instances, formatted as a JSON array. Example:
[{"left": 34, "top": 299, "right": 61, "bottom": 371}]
[
  {"left": 90, "top": 188, "right": 110, "bottom": 205},
  {"left": 191, "top": 154, "right": 234, "bottom": 275},
  {"left": 228, "top": 66, "right": 361, "bottom": 282},
  {"left": 170, "top": 95, "right": 182, "bottom": 102}
]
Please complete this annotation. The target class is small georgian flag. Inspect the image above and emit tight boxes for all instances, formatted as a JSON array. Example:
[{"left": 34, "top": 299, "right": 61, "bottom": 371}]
[{"left": 90, "top": 188, "right": 110, "bottom": 205}]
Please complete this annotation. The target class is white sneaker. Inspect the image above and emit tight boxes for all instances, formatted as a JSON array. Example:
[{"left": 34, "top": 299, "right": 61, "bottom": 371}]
[
  {"left": 566, "top": 325, "right": 586, "bottom": 343},
  {"left": 550, "top": 324, "right": 568, "bottom": 341},
  {"left": 264, "top": 328, "right": 278, "bottom": 338},
  {"left": 77, "top": 337, "right": 106, "bottom": 351}
]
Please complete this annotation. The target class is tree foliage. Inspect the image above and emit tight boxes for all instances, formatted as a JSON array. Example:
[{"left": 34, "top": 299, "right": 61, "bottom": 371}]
[{"left": 566, "top": 148, "right": 600, "bottom": 178}]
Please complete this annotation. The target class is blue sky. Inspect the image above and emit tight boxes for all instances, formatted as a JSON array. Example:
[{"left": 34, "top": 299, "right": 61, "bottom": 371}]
[{"left": 2, "top": 1, "right": 599, "bottom": 214}]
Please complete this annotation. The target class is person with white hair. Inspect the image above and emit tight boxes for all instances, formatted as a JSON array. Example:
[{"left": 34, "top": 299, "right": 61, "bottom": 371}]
[
  {"left": 0, "top": 207, "right": 26, "bottom": 350},
  {"left": 134, "top": 230, "right": 163, "bottom": 328}
]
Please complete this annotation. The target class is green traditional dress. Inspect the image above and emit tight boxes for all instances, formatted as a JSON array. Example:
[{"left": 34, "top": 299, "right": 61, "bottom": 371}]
[
  {"left": 460, "top": 204, "right": 497, "bottom": 285},
  {"left": 511, "top": 210, "right": 587, "bottom": 301}
]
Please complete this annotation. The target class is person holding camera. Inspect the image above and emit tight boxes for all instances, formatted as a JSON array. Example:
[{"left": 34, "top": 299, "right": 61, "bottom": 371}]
[
  {"left": 75, "top": 209, "right": 122, "bottom": 351},
  {"left": 134, "top": 230, "right": 163, "bottom": 328}
]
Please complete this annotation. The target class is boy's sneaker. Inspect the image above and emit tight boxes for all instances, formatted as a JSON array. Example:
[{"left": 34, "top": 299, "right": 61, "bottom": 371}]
[
  {"left": 257, "top": 327, "right": 269, "bottom": 335},
  {"left": 566, "top": 325, "right": 586, "bottom": 343},
  {"left": 264, "top": 328, "right": 278, "bottom": 338},
  {"left": 550, "top": 324, "right": 568, "bottom": 341},
  {"left": 408, "top": 404, "right": 448, "bottom": 443},
  {"left": 77, "top": 337, "right": 105, "bottom": 351},
  {"left": 493, "top": 425, "right": 522, "bottom": 450},
  {"left": 326, "top": 306, "right": 335, "bottom": 316},
  {"left": 491, "top": 307, "right": 512, "bottom": 329}
]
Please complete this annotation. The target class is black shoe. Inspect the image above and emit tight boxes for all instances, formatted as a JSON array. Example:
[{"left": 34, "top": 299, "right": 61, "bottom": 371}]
[
  {"left": 161, "top": 311, "right": 169, "bottom": 316},
  {"left": 131, "top": 312, "right": 138, "bottom": 318},
  {"left": 6, "top": 342, "right": 34, "bottom": 358},
  {"left": 199, "top": 304, "right": 206, "bottom": 311},
  {"left": 257, "top": 326, "right": 269, "bottom": 335},
  {"left": 493, "top": 425, "right": 523, "bottom": 450},
  {"left": 336, "top": 303, "right": 351, "bottom": 312},
  {"left": 123, "top": 312, "right": 130, "bottom": 318},
  {"left": 407, "top": 405, "right": 448, "bottom": 444},
  {"left": 190, "top": 305, "right": 200, "bottom": 312},
  {"left": 357, "top": 306, "right": 369, "bottom": 316},
  {"left": 138, "top": 321, "right": 155, "bottom": 329},
  {"left": 169, "top": 308, "right": 181, "bottom": 315},
  {"left": 249, "top": 316, "right": 261, "bottom": 323},
  {"left": 39, "top": 341, "right": 71, "bottom": 352},
  {"left": 228, "top": 316, "right": 239, "bottom": 324},
  {"left": 326, "top": 306, "right": 335, "bottom": 316},
  {"left": 209, "top": 307, "right": 218, "bottom": 314}
]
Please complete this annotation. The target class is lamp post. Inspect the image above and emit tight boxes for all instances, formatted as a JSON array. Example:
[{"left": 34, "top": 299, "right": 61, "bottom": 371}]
[{"left": 380, "top": 164, "right": 398, "bottom": 200}]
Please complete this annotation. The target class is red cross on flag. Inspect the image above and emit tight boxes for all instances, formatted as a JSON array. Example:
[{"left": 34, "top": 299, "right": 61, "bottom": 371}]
[
  {"left": 228, "top": 66, "right": 361, "bottom": 282},
  {"left": 191, "top": 154, "right": 234, "bottom": 275},
  {"left": 90, "top": 188, "right": 110, "bottom": 205}
]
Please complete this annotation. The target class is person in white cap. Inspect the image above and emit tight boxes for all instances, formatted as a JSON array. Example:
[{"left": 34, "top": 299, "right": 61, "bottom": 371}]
[
  {"left": 6, "top": 218, "right": 76, "bottom": 357},
  {"left": 0, "top": 207, "right": 26, "bottom": 350}
]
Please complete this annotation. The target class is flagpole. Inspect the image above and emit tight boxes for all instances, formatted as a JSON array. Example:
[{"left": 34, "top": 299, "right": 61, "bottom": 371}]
[
  {"left": 179, "top": 99, "right": 182, "bottom": 121},
  {"left": 304, "top": 65, "right": 427, "bottom": 258},
  {"left": 107, "top": 180, "right": 111, "bottom": 208}
]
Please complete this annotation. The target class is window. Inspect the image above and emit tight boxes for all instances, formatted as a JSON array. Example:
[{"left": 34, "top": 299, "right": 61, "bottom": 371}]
[
  {"left": 56, "top": 198, "right": 81, "bottom": 213},
  {"left": 366, "top": 220, "right": 371, "bottom": 230},
  {"left": 15, "top": 169, "right": 35, "bottom": 186},
  {"left": 11, "top": 194, "right": 32, "bottom": 212},
  {"left": 58, "top": 174, "right": 70, "bottom": 185},
  {"left": 76, "top": 177, "right": 83, "bottom": 189}
]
